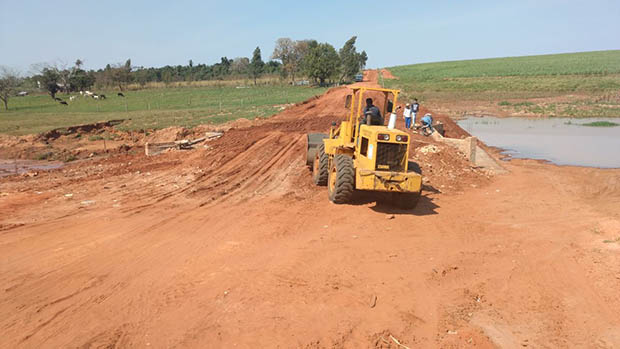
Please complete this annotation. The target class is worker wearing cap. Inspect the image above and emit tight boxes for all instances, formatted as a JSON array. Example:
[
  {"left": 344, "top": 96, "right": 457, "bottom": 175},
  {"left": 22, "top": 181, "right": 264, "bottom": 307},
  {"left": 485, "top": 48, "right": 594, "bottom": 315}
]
[{"left": 403, "top": 103, "right": 412, "bottom": 129}]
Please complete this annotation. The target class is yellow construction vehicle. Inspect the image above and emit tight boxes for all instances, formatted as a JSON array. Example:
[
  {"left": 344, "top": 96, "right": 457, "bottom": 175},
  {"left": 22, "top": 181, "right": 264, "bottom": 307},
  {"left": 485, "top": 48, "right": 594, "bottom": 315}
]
[{"left": 306, "top": 87, "right": 422, "bottom": 209}]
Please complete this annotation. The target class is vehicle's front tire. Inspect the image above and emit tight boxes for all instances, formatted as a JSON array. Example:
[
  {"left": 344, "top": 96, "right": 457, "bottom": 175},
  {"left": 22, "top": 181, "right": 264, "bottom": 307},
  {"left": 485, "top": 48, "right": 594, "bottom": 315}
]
[{"left": 328, "top": 154, "right": 355, "bottom": 204}]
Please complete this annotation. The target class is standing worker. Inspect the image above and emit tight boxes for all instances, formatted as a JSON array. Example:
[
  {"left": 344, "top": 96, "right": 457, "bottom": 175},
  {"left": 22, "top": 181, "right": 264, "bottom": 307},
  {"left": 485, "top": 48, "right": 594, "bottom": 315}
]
[
  {"left": 411, "top": 99, "right": 420, "bottom": 126},
  {"left": 403, "top": 103, "right": 412, "bottom": 129}
]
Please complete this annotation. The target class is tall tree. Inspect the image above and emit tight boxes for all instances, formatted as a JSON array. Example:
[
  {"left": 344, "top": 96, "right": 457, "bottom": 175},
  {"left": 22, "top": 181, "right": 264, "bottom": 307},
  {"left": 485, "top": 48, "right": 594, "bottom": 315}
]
[
  {"left": 0, "top": 67, "right": 21, "bottom": 110},
  {"left": 231, "top": 57, "right": 250, "bottom": 75},
  {"left": 111, "top": 59, "right": 133, "bottom": 91},
  {"left": 249, "top": 46, "right": 265, "bottom": 85},
  {"left": 272, "top": 38, "right": 316, "bottom": 82},
  {"left": 271, "top": 38, "right": 295, "bottom": 80},
  {"left": 39, "top": 68, "right": 61, "bottom": 99},
  {"left": 303, "top": 42, "right": 340, "bottom": 86},
  {"left": 338, "top": 36, "right": 367, "bottom": 83},
  {"left": 69, "top": 59, "right": 94, "bottom": 91},
  {"left": 69, "top": 69, "right": 95, "bottom": 91},
  {"left": 359, "top": 51, "right": 368, "bottom": 70},
  {"left": 292, "top": 40, "right": 314, "bottom": 82},
  {"left": 213, "top": 57, "right": 231, "bottom": 78}
]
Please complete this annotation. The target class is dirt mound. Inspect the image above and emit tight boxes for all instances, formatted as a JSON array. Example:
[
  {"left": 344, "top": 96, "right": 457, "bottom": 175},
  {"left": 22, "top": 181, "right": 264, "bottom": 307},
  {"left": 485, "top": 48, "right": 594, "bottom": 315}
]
[
  {"left": 37, "top": 119, "right": 128, "bottom": 142},
  {"left": 144, "top": 126, "right": 212, "bottom": 144},
  {"left": 380, "top": 69, "right": 397, "bottom": 79}
]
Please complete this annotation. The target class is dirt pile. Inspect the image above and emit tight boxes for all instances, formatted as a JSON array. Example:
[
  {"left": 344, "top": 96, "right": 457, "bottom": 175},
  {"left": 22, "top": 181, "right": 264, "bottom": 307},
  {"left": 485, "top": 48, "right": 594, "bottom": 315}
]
[
  {"left": 380, "top": 68, "right": 397, "bottom": 79},
  {"left": 36, "top": 119, "right": 128, "bottom": 142}
]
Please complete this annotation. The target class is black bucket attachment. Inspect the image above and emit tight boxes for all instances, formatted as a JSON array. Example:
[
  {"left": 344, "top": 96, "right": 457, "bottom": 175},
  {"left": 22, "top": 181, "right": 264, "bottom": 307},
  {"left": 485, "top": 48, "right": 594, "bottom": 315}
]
[{"left": 305, "top": 133, "right": 328, "bottom": 167}]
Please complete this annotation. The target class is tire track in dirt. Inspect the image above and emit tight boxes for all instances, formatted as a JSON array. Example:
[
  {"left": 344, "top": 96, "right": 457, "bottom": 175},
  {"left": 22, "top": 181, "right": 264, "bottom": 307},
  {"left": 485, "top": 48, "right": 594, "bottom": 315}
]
[{"left": 191, "top": 132, "right": 303, "bottom": 206}]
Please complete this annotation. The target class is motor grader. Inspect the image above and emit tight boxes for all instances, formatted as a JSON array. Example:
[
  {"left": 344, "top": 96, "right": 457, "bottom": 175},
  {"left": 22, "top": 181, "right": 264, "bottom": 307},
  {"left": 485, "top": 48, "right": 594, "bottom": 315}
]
[{"left": 306, "top": 87, "right": 422, "bottom": 209}]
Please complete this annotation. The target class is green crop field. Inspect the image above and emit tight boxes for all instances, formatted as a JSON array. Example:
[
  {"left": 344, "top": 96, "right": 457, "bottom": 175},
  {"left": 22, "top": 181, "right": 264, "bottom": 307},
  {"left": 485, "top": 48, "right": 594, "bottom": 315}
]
[
  {"left": 384, "top": 50, "right": 620, "bottom": 118},
  {"left": 0, "top": 85, "right": 327, "bottom": 135}
]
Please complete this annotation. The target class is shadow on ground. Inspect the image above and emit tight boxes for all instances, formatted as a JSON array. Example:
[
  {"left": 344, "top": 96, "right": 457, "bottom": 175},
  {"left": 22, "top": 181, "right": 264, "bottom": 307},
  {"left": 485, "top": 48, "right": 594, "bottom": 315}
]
[
  {"left": 369, "top": 194, "right": 439, "bottom": 216},
  {"left": 348, "top": 185, "right": 440, "bottom": 216}
]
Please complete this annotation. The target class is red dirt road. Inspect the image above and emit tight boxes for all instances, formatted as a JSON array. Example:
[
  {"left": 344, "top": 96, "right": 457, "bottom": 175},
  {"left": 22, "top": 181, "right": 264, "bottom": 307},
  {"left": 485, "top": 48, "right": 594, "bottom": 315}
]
[{"left": 2, "top": 78, "right": 620, "bottom": 348}]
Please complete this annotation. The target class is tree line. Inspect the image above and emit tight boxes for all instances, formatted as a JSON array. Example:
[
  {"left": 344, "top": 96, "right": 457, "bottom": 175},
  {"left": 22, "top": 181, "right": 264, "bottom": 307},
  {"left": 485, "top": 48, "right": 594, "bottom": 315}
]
[
  {"left": 0, "top": 36, "right": 367, "bottom": 109},
  {"left": 272, "top": 36, "right": 367, "bottom": 86}
]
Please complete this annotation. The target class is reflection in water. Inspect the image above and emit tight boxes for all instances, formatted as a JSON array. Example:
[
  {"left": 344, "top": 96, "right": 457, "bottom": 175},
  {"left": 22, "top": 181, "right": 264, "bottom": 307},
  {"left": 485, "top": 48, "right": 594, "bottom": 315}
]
[{"left": 457, "top": 117, "right": 620, "bottom": 168}]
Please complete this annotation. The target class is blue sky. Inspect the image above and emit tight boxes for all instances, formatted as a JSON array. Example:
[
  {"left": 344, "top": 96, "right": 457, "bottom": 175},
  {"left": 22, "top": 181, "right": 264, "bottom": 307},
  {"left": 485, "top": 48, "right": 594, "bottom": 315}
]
[{"left": 1, "top": 0, "right": 619, "bottom": 74}]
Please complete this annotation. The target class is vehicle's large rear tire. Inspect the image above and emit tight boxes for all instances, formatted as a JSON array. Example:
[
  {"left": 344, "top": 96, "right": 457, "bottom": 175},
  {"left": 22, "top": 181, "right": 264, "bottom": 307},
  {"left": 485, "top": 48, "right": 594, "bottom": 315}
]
[
  {"left": 392, "top": 191, "right": 421, "bottom": 210},
  {"left": 328, "top": 154, "right": 355, "bottom": 204},
  {"left": 312, "top": 144, "right": 328, "bottom": 186}
]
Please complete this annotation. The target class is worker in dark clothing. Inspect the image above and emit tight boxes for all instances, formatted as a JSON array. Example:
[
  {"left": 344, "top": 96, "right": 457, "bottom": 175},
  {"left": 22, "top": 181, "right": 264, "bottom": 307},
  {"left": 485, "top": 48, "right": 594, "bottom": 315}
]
[
  {"left": 411, "top": 99, "right": 420, "bottom": 126},
  {"left": 362, "top": 98, "right": 383, "bottom": 125}
]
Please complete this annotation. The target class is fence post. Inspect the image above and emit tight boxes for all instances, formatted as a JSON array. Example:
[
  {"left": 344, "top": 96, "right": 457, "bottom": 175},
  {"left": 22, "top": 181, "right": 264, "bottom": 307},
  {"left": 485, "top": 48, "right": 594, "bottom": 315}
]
[{"left": 467, "top": 137, "right": 477, "bottom": 164}]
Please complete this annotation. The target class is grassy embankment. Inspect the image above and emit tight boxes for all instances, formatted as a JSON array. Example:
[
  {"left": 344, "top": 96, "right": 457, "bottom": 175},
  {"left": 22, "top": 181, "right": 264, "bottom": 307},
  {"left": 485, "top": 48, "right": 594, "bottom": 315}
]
[
  {"left": 384, "top": 50, "right": 620, "bottom": 118},
  {"left": 0, "top": 82, "right": 326, "bottom": 135}
]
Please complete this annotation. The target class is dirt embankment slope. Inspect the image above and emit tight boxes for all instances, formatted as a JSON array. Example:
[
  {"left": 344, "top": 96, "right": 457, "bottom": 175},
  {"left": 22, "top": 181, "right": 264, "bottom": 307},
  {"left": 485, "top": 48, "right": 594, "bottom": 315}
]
[{"left": 1, "top": 73, "right": 620, "bottom": 348}]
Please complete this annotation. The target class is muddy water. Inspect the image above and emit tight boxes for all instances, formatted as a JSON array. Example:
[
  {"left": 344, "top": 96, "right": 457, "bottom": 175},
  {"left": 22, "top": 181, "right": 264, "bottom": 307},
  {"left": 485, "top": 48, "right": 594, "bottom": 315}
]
[
  {"left": 0, "top": 159, "right": 64, "bottom": 177},
  {"left": 457, "top": 117, "right": 620, "bottom": 168}
]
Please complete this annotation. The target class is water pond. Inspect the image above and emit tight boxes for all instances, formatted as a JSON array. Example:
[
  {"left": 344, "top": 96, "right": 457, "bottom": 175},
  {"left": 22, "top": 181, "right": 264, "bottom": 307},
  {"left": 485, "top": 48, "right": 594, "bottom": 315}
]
[
  {"left": 0, "top": 159, "right": 64, "bottom": 177},
  {"left": 456, "top": 117, "right": 620, "bottom": 168}
]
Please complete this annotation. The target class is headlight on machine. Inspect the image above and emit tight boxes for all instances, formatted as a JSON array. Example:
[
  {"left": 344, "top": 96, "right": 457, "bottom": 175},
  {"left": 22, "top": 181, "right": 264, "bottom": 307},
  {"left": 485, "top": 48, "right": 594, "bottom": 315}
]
[
  {"left": 377, "top": 134, "right": 390, "bottom": 141},
  {"left": 396, "top": 135, "right": 408, "bottom": 142}
]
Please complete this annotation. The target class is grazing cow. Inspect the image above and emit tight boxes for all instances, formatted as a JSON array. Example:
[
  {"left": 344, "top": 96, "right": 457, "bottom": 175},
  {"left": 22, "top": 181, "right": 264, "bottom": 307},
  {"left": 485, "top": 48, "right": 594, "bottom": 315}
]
[
  {"left": 84, "top": 91, "right": 94, "bottom": 97},
  {"left": 79, "top": 91, "right": 84, "bottom": 96},
  {"left": 17, "top": 91, "right": 28, "bottom": 97},
  {"left": 99, "top": 94, "right": 107, "bottom": 100},
  {"left": 59, "top": 101, "right": 68, "bottom": 105},
  {"left": 117, "top": 92, "right": 125, "bottom": 97},
  {"left": 69, "top": 96, "right": 76, "bottom": 101},
  {"left": 93, "top": 95, "right": 100, "bottom": 100}
]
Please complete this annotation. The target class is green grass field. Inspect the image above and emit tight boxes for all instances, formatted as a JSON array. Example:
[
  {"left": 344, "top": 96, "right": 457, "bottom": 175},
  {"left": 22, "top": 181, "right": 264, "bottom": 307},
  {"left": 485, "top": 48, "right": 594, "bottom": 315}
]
[
  {"left": 385, "top": 50, "right": 620, "bottom": 118},
  {"left": 0, "top": 85, "right": 327, "bottom": 135},
  {"left": 580, "top": 121, "right": 619, "bottom": 127}
]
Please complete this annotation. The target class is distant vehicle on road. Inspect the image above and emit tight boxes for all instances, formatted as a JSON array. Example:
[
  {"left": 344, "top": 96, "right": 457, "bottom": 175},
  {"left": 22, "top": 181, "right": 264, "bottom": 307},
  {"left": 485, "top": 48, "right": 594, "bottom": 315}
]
[{"left": 354, "top": 73, "right": 363, "bottom": 82}]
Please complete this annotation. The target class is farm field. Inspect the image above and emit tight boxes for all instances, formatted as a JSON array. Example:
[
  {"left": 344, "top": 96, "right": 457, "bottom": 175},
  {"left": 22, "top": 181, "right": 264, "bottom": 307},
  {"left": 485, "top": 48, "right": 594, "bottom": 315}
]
[
  {"left": 0, "top": 85, "right": 327, "bottom": 135},
  {"left": 385, "top": 50, "right": 620, "bottom": 118}
]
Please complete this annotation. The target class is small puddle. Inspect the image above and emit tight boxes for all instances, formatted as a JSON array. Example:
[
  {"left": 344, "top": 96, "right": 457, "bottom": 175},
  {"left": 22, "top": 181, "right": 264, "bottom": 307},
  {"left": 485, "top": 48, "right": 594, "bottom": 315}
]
[
  {"left": 0, "top": 159, "right": 64, "bottom": 177},
  {"left": 457, "top": 117, "right": 620, "bottom": 168}
]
